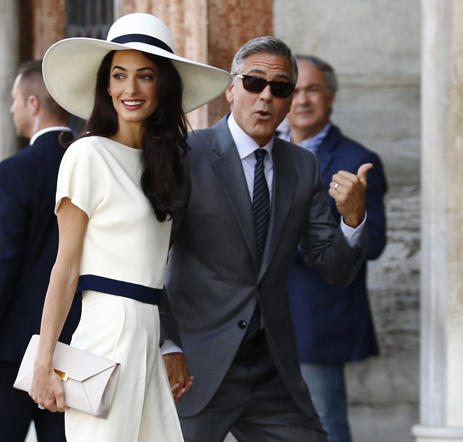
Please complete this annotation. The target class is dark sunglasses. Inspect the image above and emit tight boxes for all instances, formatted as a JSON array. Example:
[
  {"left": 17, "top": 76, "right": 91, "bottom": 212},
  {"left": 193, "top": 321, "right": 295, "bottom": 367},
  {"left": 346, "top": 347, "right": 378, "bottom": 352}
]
[{"left": 234, "top": 74, "right": 295, "bottom": 98}]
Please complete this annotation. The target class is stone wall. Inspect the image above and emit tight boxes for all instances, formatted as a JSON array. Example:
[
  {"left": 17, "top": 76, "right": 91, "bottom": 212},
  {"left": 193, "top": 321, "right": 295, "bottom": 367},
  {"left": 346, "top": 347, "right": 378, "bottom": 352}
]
[
  {"left": 0, "top": 0, "right": 18, "bottom": 160},
  {"left": 274, "top": 1, "right": 421, "bottom": 441},
  {"left": 30, "top": 0, "right": 67, "bottom": 59}
]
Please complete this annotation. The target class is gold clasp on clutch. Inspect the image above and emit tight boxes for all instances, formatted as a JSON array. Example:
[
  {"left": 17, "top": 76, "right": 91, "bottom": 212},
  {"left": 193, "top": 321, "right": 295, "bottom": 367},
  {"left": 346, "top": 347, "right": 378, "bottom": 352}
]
[{"left": 54, "top": 369, "right": 69, "bottom": 382}]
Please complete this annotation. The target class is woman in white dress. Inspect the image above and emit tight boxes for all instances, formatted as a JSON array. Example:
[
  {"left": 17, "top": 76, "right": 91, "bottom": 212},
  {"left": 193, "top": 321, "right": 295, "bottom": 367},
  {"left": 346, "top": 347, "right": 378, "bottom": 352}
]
[{"left": 28, "top": 13, "right": 230, "bottom": 442}]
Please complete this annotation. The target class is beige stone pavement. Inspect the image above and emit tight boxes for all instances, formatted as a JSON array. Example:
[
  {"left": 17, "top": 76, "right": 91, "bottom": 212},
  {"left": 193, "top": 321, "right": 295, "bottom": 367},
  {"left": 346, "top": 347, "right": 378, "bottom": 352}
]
[{"left": 25, "top": 423, "right": 238, "bottom": 441}]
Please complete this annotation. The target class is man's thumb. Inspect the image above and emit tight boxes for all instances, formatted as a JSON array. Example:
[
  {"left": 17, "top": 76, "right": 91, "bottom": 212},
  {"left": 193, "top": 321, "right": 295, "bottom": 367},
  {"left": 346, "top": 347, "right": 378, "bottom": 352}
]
[{"left": 357, "top": 163, "right": 374, "bottom": 183}]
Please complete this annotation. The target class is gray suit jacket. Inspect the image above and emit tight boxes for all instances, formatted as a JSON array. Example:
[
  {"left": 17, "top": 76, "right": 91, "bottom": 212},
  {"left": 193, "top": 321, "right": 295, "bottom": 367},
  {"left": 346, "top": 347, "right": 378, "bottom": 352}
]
[{"left": 165, "top": 115, "right": 368, "bottom": 418}]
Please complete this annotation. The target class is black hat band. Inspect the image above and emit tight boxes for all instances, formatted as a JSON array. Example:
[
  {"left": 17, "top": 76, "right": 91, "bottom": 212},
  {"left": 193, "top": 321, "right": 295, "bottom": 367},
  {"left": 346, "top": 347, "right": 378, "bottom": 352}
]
[{"left": 110, "top": 33, "right": 174, "bottom": 54}]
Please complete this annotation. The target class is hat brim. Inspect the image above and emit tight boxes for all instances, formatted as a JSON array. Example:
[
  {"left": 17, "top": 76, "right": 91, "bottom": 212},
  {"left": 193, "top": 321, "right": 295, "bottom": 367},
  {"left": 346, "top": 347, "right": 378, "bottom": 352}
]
[{"left": 43, "top": 38, "right": 231, "bottom": 119}]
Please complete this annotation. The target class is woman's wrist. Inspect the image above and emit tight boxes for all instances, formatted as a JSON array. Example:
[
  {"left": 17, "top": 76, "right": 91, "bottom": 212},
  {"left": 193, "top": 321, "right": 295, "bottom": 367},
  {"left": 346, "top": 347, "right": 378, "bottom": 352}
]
[{"left": 34, "top": 354, "right": 54, "bottom": 374}]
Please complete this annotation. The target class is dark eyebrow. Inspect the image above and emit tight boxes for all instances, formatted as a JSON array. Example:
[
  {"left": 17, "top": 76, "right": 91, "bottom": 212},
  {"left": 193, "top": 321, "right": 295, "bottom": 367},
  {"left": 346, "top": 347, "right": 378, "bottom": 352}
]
[{"left": 111, "top": 66, "right": 155, "bottom": 72}]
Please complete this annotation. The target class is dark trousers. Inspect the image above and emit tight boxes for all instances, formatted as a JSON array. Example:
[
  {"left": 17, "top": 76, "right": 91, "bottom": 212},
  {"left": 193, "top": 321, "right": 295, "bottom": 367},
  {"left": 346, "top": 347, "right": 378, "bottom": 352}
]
[
  {"left": 0, "top": 362, "right": 66, "bottom": 442},
  {"left": 180, "top": 332, "right": 327, "bottom": 442}
]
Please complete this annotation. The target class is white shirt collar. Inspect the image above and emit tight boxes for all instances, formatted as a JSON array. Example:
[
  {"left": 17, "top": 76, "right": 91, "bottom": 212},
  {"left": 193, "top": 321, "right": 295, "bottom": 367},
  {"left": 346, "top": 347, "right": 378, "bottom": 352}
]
[
  {"left": 227, "top": 113, "right": 274, "bottom": 159},
  {"left": 29, "top": 126, "right": 71, "bottom": 146}
]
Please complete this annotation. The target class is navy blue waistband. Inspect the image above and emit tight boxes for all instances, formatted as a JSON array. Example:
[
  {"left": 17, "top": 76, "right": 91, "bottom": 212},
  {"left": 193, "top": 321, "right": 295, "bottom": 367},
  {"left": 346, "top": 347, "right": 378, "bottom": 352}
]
[{"left": 76, "top": 274, "right": 163, "bottom": 305}]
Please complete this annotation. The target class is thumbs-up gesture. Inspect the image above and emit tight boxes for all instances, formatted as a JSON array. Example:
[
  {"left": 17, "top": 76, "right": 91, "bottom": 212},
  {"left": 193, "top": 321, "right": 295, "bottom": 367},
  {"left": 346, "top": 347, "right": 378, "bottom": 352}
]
[{"left": 328, "top": 163, "right": 373, "bottom": 228}]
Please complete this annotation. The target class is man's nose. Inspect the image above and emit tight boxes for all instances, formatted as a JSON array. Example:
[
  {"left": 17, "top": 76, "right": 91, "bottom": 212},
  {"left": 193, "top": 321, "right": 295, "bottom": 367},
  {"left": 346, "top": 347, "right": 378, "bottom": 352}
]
[
  {"left": 259, "top": 84, "right": 273, "bottom": 101},
  {"left": 293, "top": 91, "right": 308, "bottom": 105}
]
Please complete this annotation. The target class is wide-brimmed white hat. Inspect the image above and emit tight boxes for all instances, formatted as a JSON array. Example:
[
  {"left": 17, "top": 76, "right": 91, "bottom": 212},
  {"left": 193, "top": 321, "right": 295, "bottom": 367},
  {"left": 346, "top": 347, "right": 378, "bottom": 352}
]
[{"left": 43, "top": 13, "right": 231, "bottom": 119}]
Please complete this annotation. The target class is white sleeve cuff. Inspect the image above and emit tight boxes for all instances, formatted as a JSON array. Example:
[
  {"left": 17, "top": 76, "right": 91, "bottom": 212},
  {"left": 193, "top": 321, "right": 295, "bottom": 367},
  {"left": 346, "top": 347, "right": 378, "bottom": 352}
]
[
  {"left": 340, "top": 213, "right": 367, "bottom": 248},
  {"left": 161, "top": 339, "right": 183, "bottom": 355}
]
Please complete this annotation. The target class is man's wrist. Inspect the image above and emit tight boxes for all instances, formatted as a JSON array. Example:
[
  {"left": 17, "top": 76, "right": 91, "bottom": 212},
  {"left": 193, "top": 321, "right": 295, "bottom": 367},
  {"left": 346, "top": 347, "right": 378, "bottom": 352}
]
[{"left": 343, "top": 214, "right": 364, "bottom": 228}]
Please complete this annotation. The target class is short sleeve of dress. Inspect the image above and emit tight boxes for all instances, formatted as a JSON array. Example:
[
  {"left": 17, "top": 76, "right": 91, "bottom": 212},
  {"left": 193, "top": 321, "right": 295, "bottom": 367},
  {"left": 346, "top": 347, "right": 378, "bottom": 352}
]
[{"left": 55, "top": 138, "right": 105, "bottom": 217}]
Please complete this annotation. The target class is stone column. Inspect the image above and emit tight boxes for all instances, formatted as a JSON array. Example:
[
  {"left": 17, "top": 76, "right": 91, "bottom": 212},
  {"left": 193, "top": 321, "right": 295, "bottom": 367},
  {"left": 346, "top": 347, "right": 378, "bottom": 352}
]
[
  {"left": 122, "top": 0, "right": 273, "bottom": 129},
  {"left": 205, "top": 0, "right": 273, "bottom": 124},
  {"left": 412, "top": 1, "right": 463, "bottom": 440},
  {"left": 31, "top": 0, "right": 67, "bottom": 58},
  {"left": 0, "top": 0, "right": 19, "bottom": 160}
]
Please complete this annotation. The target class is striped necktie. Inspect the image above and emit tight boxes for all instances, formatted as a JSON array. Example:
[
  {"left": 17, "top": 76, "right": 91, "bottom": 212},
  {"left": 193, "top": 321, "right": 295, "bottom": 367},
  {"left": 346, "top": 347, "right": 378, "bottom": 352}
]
[
  {"left": 243, "top": 148, "right": 270, "bottom": 343},
  {"left": 252, "top": 148, "right": 270, "bottom": 264}
]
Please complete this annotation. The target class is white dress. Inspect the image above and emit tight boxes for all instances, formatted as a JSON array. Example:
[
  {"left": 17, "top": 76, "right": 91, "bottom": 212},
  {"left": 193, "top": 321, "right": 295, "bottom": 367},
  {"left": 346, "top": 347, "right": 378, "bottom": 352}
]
[{"left": 55, "top": 136, "right": 184, "bottom": 442}]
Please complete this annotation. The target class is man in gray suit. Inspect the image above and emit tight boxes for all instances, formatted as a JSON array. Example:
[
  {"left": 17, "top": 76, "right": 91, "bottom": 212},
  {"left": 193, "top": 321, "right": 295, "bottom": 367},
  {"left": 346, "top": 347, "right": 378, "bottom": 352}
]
[{"left": 163, "top": 36, "right": 372, "bottom": 442}]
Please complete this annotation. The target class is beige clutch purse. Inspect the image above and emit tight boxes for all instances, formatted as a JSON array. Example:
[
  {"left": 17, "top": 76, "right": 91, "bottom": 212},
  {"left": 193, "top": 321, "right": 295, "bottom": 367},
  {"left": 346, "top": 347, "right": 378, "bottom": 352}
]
[{"left": 13, "top": 334, "right": 120, "bottom": 418}]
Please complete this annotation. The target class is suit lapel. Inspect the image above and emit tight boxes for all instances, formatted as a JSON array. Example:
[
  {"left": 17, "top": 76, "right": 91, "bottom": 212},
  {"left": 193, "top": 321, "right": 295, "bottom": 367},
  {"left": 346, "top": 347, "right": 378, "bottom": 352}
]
[
  {"left": 210, "top": 118, "right": 258, "bottom": 265},
  {"left": 259, "top": 139, "right": 296, "bottom": 276},
  {"left": 208, "top": 120, "right": 301, "bottom": 275}
]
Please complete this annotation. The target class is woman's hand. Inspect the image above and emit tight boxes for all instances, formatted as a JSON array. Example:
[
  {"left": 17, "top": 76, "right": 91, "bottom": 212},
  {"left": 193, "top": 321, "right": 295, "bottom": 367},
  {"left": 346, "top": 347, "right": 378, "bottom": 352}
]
[{"left": 29, "top": 362, "right": 68, "bottom": 413}]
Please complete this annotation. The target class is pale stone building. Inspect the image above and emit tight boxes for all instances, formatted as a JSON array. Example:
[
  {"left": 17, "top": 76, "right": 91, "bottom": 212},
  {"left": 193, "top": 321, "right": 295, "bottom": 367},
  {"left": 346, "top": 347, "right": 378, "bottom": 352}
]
[{"left": 1, "top": 1, "right": 461, "bottom": 442}]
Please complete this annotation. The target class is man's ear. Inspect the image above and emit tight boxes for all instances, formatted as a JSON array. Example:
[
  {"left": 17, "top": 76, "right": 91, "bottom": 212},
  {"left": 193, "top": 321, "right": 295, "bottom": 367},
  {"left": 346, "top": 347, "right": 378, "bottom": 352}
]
[
  {"left": 225, "top": 82, "right": 235, "bottom": 105},
  {"left": 329, "top": 91, "right": 336, "bottom": 108},
  {"left": 327, "top": 91, "right": 336, "bottom": 116},
  {"left": 27, "top": 95, "right": 40, "bottom": 116}
]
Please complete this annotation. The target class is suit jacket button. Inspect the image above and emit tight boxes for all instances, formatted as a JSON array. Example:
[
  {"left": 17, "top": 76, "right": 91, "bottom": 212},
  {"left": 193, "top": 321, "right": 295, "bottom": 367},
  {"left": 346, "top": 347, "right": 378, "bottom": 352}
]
[{"left": 238, "top": 320, "right": 247, "bottom": 329}]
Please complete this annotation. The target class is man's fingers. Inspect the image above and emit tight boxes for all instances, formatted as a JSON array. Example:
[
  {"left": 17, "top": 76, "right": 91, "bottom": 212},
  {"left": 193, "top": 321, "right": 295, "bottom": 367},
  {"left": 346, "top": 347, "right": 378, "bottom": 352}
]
[
  {"left": 172, "top": 376, "right": 194, "bottom": 402},
  {"left": 184, "top": 376, "right": 194, "bottom": 392},
  {"left": 331, "top": 163, "right": 374, "bottom": 192}
]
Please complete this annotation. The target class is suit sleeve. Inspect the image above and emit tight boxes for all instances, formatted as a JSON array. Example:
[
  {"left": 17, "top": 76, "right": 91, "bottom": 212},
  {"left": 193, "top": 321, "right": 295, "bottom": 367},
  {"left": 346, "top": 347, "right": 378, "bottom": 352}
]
[
  {"left": 298, "top": 157, "right": 369, "bottom": 287},
  {"left": 159, "top": 287, "right": 182, "bottom": 348},
  {"left": 161, "top": 158, "right": 190, "bottom": 347},
  {"left": 170, "top": 157, "right": 191, "bottom": 247},
  {"left": 363, "top": 151, "right": 387, "bottom": 260},
  {"left": 0, "top": 162, "right": 28, "bottom": 324},
  {"left": 159, "top": 155, "right": 190, "bottom": 347}
]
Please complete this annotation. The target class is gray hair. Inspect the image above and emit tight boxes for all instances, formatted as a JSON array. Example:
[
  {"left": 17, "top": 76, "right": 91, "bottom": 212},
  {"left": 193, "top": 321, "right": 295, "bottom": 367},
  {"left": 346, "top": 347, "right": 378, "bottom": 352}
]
[
  {"left": 231, "top": 36, "right": 298, "bottom": 84},
  {"left": 294, "top": 54, "right": 338, "bottom": 93}
]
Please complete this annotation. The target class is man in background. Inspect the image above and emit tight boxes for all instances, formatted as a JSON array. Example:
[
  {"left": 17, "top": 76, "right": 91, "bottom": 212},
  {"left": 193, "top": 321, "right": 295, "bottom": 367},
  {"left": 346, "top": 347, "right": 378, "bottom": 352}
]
[
  {"left": 0, "top": 60, "right": 80, "bottom": 442},
  {"left": 285, "top": 55, "right": 387, "bottom": 442}
]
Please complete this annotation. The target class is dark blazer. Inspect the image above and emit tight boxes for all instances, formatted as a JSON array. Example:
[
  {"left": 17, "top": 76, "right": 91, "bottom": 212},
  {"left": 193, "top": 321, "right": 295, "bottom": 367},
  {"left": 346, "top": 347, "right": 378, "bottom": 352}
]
[
  {"left": 0, "top": 130, "right": 80, "bottom": 365},
  {"left": 288, "top": 125, "right": 387, "bottom": 363},
  {"left": 165, "top": 116, "right": 368, "bottom": 418}
]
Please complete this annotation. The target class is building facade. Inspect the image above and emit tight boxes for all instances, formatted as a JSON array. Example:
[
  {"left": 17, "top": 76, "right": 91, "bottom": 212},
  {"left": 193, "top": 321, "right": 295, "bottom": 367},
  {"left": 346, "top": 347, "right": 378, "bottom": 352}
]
[{"left": 1, "top": 1, "right": 462, "bottom": 442}]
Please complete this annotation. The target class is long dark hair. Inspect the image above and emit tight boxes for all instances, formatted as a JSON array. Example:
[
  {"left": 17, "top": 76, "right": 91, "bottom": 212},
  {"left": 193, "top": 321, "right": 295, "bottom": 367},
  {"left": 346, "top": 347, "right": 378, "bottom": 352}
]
[{"left": 81, "top": 50, "right": 189, "bottom": 222}]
